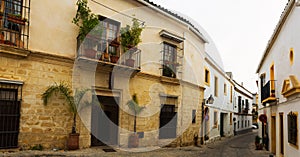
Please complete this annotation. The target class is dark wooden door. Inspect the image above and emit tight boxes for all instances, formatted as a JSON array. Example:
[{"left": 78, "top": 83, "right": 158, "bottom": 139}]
[
  {"left": 91, "top": 96, "right": 119, "bottom": 146},
  {"left": 0, "top": 88, "right": 20, "bottom": 149},
  {"left": 220, "top": 113, "right": 224, "bottom": 137},
  {"left": 159, "top": 105, "right": 177, "bottom": 139}
]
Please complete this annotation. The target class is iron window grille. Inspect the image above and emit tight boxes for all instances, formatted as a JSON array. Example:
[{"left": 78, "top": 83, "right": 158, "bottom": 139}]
[
  {"left": 0, "top": 80, "right": 23, "bottom": 149},
  {"left": 192, "top": 110, "right": 196, "bottom": 124},
  {"left": 0, "top": 0, "right": 30, "bottom": 49},
  {"left": 160, "top": 42, "right": 183, "bottom": 79}
]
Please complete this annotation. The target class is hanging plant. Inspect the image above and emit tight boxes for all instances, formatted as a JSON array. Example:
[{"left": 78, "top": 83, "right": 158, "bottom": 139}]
[
  {"left": 72, "top": 0, "right": 101, "bottom": 42},
  {"left": 120, "top": 18, "right": 144, "bottom": 53}
]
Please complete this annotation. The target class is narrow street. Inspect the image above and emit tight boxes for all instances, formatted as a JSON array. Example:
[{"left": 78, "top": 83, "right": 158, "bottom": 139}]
[
  {"left": 2, "top": 131, "right": 271, "bottom": 157},
  {"left": 198, "top": 130, "right": 270, "bottom": 157}
]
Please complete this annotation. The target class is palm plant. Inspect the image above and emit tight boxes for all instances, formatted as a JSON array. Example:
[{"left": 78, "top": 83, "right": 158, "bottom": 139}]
[
  {"left": 42, "top": 82, "right": 89, "bottom": 134},
  {"left": 127, "top": 93, "right": 144, "bottom": 133}
]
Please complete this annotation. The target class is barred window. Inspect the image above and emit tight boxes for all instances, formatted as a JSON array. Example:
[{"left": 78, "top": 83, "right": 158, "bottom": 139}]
[
  {"left": 288, "top": 112, "right": 298, "bottom": 146},
  {"left": 192, "top": 110, "right": 196, "bottom": 124}
]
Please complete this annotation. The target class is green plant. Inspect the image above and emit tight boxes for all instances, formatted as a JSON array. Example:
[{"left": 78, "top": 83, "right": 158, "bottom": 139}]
[
  {"left": 41, "top": 82, "right": 90, "bottom": 134},
  {"left": 255, "top": 135, "right": 261, "bottom": 144},
  {"left": 72, "top": 0, "right": 101, "bottom": 42},
  {"left": 30, "top": 144, "right": 43, "bottom": 151},
  {"left": 120, "top": 18, "right": 144, "bottom": 53},
  {"left": 204, "top": 135, "right": 209, "bottom": 141},
  {"left": 127, "top": 94, "right": 144, "bottom": 133}
]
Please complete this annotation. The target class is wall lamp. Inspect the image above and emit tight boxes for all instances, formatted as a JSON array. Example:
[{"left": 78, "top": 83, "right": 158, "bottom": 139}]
[{"left": 205, "top": 94, "right": 214, "bottom": 104}]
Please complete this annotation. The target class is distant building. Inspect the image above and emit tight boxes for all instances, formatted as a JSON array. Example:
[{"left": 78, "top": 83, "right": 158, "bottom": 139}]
[{"left": 203, "top": 52, "right": 253, "bottom": 142}]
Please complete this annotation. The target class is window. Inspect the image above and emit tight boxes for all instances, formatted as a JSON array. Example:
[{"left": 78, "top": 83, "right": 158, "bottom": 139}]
[
  {"left": 214, "top": 76, "right": 218, "bottom": 97},
  {"left": 224, "top": 83, "right": 227, "bottom": 95},
  {"left": 230, "top": 86, "right": 233, "bottom": 103},
  {"left": 0, "top": 0, "right": 29, "bottom": 49},
  {"left": 238, "top": 96, "right": 242, "bottom": 113},
  {"left": 238, "top": 121, "right": 239, "bottom": 129},
  {"left": 159, "top": 105, "right": 177, "bottom": 139},
  {"left": 288, "top": 112, "right": 298, "bottom": 146},
  {"left": 260, "top": 73, "right": 266, "bottom": 86},
  {"left": 0, "top": 82, "right": 23, "bottom": 149},
  {"left": 3, "top": 0, "right": 23, "bottom": 30},
  {"left": 290, "top": 48, "right": 294, "bottom": 65},
  {"left": 245, "top": 99, "right": 249, "bottom": 111},
  {"left": 213, "top": 111, "right": 218, "bottom": 128},
  {"left": 204, "top": 68, "right": 210, "bottom": 85},
  {"left": 98, "top": 16, "right": 120, "bottom": 56},
  {"left": 192, "top": 110, "right": 196, "bottom": 124},
  {"left": 241, "top": 120, "right": 244, "bottom": 128},
  {"left": 162, "top": 43, "right": 177, "bottom": 78}
]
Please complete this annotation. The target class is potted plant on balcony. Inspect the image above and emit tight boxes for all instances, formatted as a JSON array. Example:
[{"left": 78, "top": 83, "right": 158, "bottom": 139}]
[
  {"left": 109, "top": 49, "right": 119, "bottom": 63},
  {"left": 72, "top": 0, "right": 102, "bottom": 59},
  {"left": 7, "top": 13, "right": 27, "bottom": 25},
  {"left": 127, "top": 94, "right": 144, "bottom": 148},
  {"left": 120, "top": 18, "right": 144, "bottom": 67},
  {"left": 42, "top": 82, "right": 90, "bottom": 150}
]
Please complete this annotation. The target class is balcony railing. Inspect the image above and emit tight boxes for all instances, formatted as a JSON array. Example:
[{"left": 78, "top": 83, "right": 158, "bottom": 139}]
[
  {"left": 261, "top": 80, "right": 276, "bottom": 104},
  {"left": 77, "top": 36, "right": 141, "bottom": 69},
  {"left": 0, "top": 0, "right": 30, "bottom": 49}
]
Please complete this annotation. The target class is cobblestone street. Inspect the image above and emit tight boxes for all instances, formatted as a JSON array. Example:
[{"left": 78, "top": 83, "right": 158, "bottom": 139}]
[{"left": 1, "top": 131, "right": 271, "bottom": 157}]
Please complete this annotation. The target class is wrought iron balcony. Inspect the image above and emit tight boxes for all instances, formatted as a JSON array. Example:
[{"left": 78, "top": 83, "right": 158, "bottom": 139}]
[
  {"left": 77, "top": 36, "right": 141, "bottom": 70},
  {"left": 261, "top": 80, "right": 277, "bottom": 105},
  {"left": 0, "top": 0, "right": 30, "bottom": 49}
]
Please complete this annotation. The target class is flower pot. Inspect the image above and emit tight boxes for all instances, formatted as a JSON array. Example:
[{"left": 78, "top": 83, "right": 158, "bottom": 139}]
[
  {"left": 126, "top": 59, "right": 135, "bottom": 67},
  {"left": 128, "top": 133, "right": 139, "bottom": 148},
  {"left": 104, "top": 53, "right": 110, "bottom": 59},
  {"left": 67, "top": 133, "right": 80, "bottom": 150},
  {"left": 7, "top": 14, "right": 26, "bottom": 25},
  {"left": 110, "top": 55, "right": 119, "bottom": 63},
  {"left": 84, "top": 49, "right": 97, "bottom": 59}
]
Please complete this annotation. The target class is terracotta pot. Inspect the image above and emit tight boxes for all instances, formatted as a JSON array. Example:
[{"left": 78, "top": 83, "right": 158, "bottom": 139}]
[
  {"left": 110, "top": 55, "right": 119, "bottom": 63},
  {"left": 67, "top": 133, "right": 80, "bottom": 150},
  {"left": 126, "top": 59, "right": 135, "bottom": 67},
  {"left": 128, "top": 133, "right": 139, "bottom": 148},
  {"left": 7, "top": 15, "right": 26, "bottom": 25}
]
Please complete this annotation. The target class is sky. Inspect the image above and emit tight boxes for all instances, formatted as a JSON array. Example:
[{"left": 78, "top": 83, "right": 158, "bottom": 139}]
[{"left": 150, "top": 0, "right": 288, "bottom": 93}]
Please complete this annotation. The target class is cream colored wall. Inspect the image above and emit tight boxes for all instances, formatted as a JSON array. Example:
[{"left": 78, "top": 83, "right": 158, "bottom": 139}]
[
  {"left": 29, "top": 0, "right": 77, "bottom": 57},
  {"left": 29, "top": 0, "right": 206, "bottom": 87}
]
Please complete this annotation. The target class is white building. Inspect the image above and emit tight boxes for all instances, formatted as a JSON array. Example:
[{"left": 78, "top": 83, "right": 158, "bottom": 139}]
[
  {"left": 232, "top": 81, "right": 253, "bottom": 135},
  {"left": 256, "top": 0, "right": 300, "bottom": 156},
  {"left": 203, "top": 53, "right": 235, "bottom": 141}
]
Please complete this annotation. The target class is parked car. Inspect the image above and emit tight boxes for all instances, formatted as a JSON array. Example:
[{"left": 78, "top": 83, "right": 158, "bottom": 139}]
[
  {"left": 252, "top": 125, "right": 258, "bottom": 129},
  {"left": 252, "top": 123, "right": 259, "bottom": 129}
]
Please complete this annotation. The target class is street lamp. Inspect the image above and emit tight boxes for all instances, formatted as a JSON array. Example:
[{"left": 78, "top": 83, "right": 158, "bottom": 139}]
[{"left": 206, "top": 94, "right": 214, "bottom": 104}]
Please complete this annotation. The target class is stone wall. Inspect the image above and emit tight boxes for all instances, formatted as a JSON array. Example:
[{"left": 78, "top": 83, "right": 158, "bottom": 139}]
[{"left": 0, "top": 50, "right": 92, "bottom": 150}]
